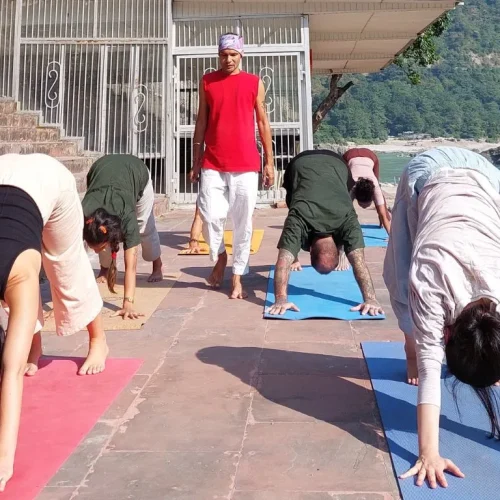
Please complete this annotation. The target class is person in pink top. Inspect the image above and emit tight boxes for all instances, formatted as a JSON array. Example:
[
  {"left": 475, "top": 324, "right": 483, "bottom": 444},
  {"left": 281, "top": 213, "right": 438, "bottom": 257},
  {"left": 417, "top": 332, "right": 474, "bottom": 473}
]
[
  {"left": 343, "top": 148, "right": 391, "bottom": 235},
  {"left": 190, "top": 33, "right": 274, "bottom": 299}
]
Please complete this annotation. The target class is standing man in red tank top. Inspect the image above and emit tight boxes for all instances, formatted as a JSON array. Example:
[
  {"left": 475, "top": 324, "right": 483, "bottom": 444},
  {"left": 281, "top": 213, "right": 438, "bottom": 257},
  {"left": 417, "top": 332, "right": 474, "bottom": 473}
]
[{"left": 190, "top": 33, "right": 274, "bottom": 299}]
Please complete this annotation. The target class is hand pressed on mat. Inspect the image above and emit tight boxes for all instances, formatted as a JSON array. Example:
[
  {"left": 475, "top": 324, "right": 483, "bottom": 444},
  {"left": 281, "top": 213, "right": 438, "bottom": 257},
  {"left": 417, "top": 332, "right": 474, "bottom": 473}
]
[
  {"left": 400, "top": 453, "right": 465, "bottom": 489},
  {"left": 351, "top": 299, "right": 384, "bottom": 317},
  {"left": 112, "top": 300, "right": 144, "bottom": 321},
  {"left": 266, "top": 297, "right": 300, "bottom": 316}
]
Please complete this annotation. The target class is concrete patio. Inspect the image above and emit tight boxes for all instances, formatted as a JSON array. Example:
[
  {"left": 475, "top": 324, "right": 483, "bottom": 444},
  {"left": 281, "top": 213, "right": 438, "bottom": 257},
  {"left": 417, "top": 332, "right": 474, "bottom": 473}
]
[{"left": 37, "top": 205, "right": 402, "bottom": 500}]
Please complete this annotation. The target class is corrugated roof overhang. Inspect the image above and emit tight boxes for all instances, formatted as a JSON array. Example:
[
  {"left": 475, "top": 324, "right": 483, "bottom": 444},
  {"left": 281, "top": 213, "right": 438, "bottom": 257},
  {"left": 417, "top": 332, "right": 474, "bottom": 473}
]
[{"left": 173, "top": 1, "right": 460, "bottom": 74}]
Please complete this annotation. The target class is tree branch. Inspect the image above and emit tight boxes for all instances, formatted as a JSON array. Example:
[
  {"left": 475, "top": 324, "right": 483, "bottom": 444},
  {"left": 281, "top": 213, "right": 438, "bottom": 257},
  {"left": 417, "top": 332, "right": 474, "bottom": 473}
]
[{"left": 312, "top": 74, "right": 354, "bottom": 134}]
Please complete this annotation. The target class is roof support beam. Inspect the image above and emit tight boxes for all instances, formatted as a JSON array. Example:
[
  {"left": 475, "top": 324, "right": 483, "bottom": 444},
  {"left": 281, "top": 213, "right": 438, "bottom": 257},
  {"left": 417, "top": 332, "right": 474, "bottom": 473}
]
[
  {"left": 313, "top": 66, "right": 388, "bottom": 75},
  {"left": 313, "top": 53, "right": 396, "bottom": 61},
  {"left": 310, "top": 32, "right": 418, "bottom": 42},
  {"left": 173, "top": 2, "right": 457, "bottom": 19}
]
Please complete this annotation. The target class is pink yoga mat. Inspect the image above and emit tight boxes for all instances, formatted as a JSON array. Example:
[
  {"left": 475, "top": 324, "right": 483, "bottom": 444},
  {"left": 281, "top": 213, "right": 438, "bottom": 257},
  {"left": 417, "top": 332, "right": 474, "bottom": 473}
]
[{"left": 3, "top": 357, "right": 143, "bottom": 499}]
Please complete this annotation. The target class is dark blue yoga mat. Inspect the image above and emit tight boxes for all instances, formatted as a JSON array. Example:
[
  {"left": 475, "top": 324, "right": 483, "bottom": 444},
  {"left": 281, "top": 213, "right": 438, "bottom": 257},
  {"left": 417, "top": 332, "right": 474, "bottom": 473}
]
[
  {"left": 264, "top": 265, "right": 385, "bottom": 320},
  {"left": 362, "top": 224, "right": 388, "bottom": 247},
  {"left": 362, "top": 341, "right": 500, "bottom": 499}
]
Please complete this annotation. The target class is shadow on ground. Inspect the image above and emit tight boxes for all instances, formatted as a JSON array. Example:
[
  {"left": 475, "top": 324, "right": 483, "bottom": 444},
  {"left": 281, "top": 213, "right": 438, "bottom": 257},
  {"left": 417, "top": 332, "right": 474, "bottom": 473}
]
[{"left": 196, "top": 346, "right": 499, "bottom": 468}]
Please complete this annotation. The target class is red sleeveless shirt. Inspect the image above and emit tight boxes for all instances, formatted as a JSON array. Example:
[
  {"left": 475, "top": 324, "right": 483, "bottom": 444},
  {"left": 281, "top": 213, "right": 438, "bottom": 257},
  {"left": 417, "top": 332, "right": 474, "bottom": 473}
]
[{"left": 202, "top": 70, "right": 261, "bottom": 173}]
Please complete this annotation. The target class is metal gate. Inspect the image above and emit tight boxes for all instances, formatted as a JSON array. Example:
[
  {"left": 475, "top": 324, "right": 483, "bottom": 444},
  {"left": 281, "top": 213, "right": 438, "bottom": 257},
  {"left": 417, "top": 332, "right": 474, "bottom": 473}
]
[
  {"left": 6, "top": 0, "right": 170, "bottom": 194},
  {"left": 0, "top": 0, "right": 17, "bottom": 98},
  {"left": 173, "top": 53, "right": 304, "bottom": 204}
]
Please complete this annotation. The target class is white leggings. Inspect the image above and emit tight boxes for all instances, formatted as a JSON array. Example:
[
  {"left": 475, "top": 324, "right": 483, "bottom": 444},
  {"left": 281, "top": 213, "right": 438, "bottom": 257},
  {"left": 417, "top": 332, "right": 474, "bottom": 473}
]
[{"left": 198, "top": 169, "right": 258, "bottom": 275}]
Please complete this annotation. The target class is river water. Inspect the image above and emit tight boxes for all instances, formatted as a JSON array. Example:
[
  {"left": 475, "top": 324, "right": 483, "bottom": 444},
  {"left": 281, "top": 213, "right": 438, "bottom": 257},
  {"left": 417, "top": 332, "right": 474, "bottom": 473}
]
[{"left": 378, "top": 152, "right": 411, "bottom": 184}]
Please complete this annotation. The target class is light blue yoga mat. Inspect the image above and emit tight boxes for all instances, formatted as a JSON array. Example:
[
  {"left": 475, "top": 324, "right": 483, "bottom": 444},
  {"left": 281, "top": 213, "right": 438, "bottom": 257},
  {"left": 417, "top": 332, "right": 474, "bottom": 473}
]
[
  {"left": 264, "top": 265, "right": 385, "bottom": 320},
  {"left": 361, "top": 224, "right": 388, "bottom": 247},
  {"left": 362, "top": 341, "right": 500, "bottom": 499}
]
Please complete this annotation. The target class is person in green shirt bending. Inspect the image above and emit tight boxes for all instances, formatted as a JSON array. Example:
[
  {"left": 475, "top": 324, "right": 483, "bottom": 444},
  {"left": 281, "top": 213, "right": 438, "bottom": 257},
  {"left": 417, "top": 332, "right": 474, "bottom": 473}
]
[
  {"left": 82, "top": 154, "right": 163, "bottom": 320},
  {"left": 266, "top": 149, "right": 384, "bottom": 317}
]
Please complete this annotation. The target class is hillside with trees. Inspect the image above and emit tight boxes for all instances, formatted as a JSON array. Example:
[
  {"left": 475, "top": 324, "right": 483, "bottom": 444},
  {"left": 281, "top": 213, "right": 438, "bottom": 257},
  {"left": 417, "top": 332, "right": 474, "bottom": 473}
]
[{"left": 313, "top": 0, "right": 500, "bottom": 144}]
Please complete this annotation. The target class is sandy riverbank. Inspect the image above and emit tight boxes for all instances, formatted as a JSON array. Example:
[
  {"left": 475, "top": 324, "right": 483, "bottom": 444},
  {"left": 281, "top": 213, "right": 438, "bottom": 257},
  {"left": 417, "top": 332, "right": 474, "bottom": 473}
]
[{"left": 355, "top": 138, "right": 500, "bottom": 154}]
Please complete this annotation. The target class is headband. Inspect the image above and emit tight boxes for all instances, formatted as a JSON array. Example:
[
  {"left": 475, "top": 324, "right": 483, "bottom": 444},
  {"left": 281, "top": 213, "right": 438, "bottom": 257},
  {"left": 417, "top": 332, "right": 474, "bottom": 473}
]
[{"left": 218, "top": 34, "right": 244, "bottom": 56}]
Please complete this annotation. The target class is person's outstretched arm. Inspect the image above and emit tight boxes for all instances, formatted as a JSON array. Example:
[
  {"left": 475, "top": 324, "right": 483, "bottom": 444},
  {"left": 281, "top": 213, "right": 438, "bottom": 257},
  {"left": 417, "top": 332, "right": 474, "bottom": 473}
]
[
  {"left": 401, "top": 353, "right": 464, "bottom": 488},
  {"left": 376, "top": 203, "right": 391, "bottom": 235},
  {"left": 0, "top": 251, "right": 41, "bottom": 491},
  {"left": 266, "top": 248, "right": 299, "bottom": 315},
  {"left": 113, "top": 246, "right": 144, "bottom": 320},
  {"left": 267, "top": 209, "right": 305, "bottom": 315},
  {"left": 347, "top": 248, "right": 384, "bottom": 316},
  {"left": 400, "top": 277, "right": 465, "bottom": 488}
]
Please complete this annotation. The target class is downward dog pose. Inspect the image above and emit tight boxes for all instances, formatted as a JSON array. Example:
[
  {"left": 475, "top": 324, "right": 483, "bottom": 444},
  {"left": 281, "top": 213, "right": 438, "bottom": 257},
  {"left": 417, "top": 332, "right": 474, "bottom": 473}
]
[
  {"left": 189, "top": 33, "right": 274, "bottom": 299},
  {"left": 383, "top": 146, "right": 500, "bottom": 488},
  {"left": 82, "top": 154, "right": 163, "bottom": 320},
  {"left": 343, "top": 147, "right": 391, "bottom": 234},
  {"left": 0, "top": 153, "right": 108, "bottom": 491},
  {"left": 267, "top": 150, "right": 383, "bottom": 317}
]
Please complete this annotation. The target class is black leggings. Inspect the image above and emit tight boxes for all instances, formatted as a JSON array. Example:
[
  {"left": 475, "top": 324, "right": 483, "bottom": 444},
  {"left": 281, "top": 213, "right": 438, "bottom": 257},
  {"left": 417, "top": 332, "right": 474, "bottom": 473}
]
[{"left": 0, "top": 186, "right": 43, "bottom": 300}]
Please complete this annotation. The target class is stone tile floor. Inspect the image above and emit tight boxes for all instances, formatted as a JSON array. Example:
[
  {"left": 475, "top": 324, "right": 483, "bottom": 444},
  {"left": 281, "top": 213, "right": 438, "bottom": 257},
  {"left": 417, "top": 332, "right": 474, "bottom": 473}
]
[{"left": 37, "top": 206, "right": 401, "bottom": 500}]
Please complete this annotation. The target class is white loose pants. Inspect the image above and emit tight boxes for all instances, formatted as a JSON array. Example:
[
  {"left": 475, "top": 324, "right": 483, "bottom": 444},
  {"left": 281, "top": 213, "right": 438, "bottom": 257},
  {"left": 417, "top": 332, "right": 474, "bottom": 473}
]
[
  {"left": 0, "top": 154, "right": 103, "bottom": 336},
  {"left": 198, "top": 169, "right": 259, "bottom": 276},
  {"left": 99, "top": 178, "right": 161, "bottom": 267}
]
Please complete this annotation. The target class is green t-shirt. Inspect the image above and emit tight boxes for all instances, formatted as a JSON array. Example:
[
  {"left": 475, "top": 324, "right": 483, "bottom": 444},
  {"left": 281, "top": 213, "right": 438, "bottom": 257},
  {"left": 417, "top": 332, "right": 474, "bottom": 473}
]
[
  {"left": 278, "top": 150, "right": 364, "bottom": 258},
  {"left": 82, "top": 154, "right": 150, "bottom": 250}
]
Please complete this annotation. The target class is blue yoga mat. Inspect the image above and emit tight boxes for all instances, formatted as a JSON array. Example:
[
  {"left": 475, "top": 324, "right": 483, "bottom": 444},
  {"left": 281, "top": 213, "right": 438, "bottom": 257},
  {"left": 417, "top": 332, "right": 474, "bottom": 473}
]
[
  {"left": 264, "top": 265, "right": 385, "bottom": 320},
  {"left": 362, "top": 341, "right": 500, "bottom": 499},
  {"left": 362, "top": 224, "right": 388, "bottom": 247}
]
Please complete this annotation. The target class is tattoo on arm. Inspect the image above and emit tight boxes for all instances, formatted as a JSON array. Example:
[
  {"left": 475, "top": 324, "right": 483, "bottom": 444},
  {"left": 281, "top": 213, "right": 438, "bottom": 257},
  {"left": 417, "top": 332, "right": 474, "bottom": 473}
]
[
  {"left": 274, "top": 249, "right": 294, "bottom": 301},
  {"left": 347, "top": 248, "right": 376, "bottom": 302}
]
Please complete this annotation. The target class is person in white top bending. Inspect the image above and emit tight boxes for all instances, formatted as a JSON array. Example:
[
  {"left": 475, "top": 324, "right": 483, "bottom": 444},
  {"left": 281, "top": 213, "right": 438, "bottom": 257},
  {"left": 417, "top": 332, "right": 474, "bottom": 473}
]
[{"left": 383, "top": 146, "right": 500, "bottom": 489}]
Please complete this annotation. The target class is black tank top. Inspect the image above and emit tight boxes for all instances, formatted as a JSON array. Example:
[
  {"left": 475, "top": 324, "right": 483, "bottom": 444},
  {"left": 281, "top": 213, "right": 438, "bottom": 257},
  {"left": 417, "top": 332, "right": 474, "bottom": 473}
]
[{"left": 0, "top": 185, "right": 43, "bottom": 300}]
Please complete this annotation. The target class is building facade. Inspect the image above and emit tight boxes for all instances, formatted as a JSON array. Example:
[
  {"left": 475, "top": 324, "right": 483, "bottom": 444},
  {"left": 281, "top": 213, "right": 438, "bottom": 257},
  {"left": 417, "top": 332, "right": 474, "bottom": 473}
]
[{"left": 0, "top": 0, "right": 459, "bottom": 204}]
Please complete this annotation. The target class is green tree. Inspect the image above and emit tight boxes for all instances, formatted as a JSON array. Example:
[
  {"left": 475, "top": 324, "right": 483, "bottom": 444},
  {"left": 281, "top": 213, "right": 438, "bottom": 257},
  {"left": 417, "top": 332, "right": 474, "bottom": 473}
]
[
  {"left": 312, "top": 0, "right": 500, "bottom": 144},
  {"left": 393, "top": 14, "right": 451, "bottom": 84}
]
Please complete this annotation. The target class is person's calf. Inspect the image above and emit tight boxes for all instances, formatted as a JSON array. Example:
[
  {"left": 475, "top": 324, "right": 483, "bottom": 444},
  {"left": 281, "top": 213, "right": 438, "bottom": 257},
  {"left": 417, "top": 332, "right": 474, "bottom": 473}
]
[
  {"left": 148, "top": 257, "right": 163, "bottom": 283},
  {"left": 404, "top": 333, "right": 418, "bottom": 385},
  {"left": 207, "top": 251, "right": 227, "bottom": 288},
  {"left": 25, "top": 331, "right": 42, "bottom": 376},
  {"left": 96, "top": 266, "right": 108, "bottom": 284}
]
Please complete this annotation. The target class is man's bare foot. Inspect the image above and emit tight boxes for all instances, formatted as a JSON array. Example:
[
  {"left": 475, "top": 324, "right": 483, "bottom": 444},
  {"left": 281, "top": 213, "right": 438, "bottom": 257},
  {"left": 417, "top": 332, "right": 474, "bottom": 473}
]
[
  {"left": 79, "top": 338, "right": 109, "bottom": 375},
  {"left": 96, "top": 266, "right": 108, "bottom": 284},
  {"left": 148, "top": 258, "right": 163, "bottom": 283},
  {"left": 334, "top": 251, "right": 350, "bottom": 271},
  {"left": 25, "top": 332, "right": 42, "bottom": 376},
  {"left": 207, "top": 251, "right": 227, "bottom": 288},
  {"left": 291, "top": 260, "right": 302, "bottom": 272},
  {"left": 404, "top": 334, "right": 418, "bottom": 385},
  {"left": 230, "top": 275, "right": 248, "bottom": 299}
]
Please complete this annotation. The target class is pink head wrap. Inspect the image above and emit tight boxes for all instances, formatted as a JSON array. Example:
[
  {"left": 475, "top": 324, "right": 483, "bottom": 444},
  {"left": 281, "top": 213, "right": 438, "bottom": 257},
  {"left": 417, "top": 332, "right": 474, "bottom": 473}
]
[{"left": 218, "top": 33, "right": 244, "bottom": 56}]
